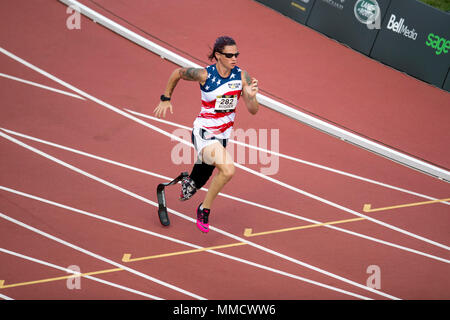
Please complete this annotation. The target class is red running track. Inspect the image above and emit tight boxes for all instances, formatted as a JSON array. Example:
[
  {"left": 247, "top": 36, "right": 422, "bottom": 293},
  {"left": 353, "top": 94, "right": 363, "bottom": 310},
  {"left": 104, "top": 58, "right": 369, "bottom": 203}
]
[{"left": 0, "top": 0, "right": 449, "bottom": 300}]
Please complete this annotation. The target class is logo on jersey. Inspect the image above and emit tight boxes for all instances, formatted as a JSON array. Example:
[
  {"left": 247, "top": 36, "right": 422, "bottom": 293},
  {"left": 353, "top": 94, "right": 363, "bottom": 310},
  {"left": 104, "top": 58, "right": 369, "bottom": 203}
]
[{"left": 228, "top": 82, "right": 241, "bottom": 89}]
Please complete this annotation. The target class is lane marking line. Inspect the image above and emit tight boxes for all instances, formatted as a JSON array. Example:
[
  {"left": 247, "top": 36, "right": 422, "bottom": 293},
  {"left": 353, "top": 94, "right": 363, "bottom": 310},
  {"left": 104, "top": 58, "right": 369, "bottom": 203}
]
[
  {"left": 122, "top": 243, "right": 247, "bottom": 263},
  {"left": 0, "top": 46, "right": 447, "bottom": 252},
  {"left": 0, "top": 189, "right": 372, "bottom": 300},
  {"left": 234, "top": 161, "right": 450, "bottom": 251},
  {"left": 363, "top": 198, "right": 450, "bottom": 213},
  {"left": 127, "top": 213, "right": 450, "bottom": 264},
  {"left": 0, "top": 248, "right": 161, "bottom": 300},
  {"left": 124, "top": 107, "right": 450, "bottom": 206},
  {"left": 0, "top": 268, "right": 120, "bottom": 289},
  {"left": 0, "top": 211, "right": 205, "bottom": 300},
  {"left": 244, "top": 217, "right": 366, "bottom": 237},
  {"left": 0, "top": 132, "right": 397, "bottom": 299},
  {"left": 0, "top": 292, "right": 13, "bottom": 300},
  {"left": 0, "top": 72, "right": 85, "bottom": 100}
]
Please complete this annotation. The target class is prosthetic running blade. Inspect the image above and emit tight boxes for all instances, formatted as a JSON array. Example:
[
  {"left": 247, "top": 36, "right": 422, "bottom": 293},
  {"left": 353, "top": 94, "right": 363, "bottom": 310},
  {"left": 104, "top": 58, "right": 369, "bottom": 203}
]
[{"left": 156, "top": 172, "right": 189, "bottom": 226}]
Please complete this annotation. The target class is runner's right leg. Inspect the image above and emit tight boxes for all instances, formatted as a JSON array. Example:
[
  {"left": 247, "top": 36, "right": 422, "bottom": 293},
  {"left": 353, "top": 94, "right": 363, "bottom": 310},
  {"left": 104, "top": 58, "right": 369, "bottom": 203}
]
[{"left": 200, "top": 141, "right": 235, "bottom": 210}]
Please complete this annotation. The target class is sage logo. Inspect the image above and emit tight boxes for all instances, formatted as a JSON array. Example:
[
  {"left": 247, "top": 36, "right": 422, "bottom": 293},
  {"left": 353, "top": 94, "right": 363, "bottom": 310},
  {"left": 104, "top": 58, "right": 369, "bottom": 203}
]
[
  {"left": 386, "top": 14, "right": 418, "bottom": 40},
  {"left": 426, "top": 33, "right": 450, "bottom": 56},
  {"left": 354, "top": 0, "right": 380, "bottom": 26}
]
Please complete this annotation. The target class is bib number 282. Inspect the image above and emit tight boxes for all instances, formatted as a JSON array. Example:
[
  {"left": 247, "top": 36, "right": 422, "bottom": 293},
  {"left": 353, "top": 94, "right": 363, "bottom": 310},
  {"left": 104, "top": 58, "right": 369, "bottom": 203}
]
[{"left": 215, "top": 94, "right": 237, "bottom": 112}]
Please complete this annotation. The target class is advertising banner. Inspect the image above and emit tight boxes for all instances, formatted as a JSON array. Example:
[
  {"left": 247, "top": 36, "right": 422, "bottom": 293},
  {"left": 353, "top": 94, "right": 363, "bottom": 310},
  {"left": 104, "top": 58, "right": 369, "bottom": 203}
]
[
  {"left": 370, "top": 0, "right": 450, "bottom": 88},
  {"left": 255, "top": 0, "right": 316, "bottom": 25},
  {"left": 306, "top": 0, "right": 392, "bottom": 55}
]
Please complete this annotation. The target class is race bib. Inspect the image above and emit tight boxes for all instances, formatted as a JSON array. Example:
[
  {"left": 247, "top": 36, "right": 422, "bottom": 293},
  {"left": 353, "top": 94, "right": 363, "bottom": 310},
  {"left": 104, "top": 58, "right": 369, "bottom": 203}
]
[{"left": 214, "top": 94, "right": 238, "bottom": 112}]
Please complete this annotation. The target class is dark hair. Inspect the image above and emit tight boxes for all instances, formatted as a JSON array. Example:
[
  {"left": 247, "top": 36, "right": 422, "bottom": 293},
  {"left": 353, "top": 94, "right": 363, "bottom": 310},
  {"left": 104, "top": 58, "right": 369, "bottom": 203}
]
[{"left": 208, "top": 36, "right": 236, "bottom": 61}]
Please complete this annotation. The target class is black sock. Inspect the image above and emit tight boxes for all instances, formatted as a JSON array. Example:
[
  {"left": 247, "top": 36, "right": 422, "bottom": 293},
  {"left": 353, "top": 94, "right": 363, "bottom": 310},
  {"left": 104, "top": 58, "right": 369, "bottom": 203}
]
[{"left": 189, "top": 161, "right": 215, "bottom": 189}]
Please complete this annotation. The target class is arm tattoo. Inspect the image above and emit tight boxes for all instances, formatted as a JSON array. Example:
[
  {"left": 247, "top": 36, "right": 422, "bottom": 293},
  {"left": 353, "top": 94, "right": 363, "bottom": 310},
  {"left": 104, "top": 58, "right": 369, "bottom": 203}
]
[
  {"left": 179, "top": 68, "right": 204, "bottom": 81},
  {"left": 243, "top": 70, "right": 252, "bottom": 86}
]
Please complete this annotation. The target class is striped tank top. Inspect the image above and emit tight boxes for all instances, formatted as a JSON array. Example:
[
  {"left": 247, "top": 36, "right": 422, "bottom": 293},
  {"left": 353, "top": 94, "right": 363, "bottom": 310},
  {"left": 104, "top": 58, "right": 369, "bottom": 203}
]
[{"left": 193, "top": 64, "right": 242, "bottom": 139}]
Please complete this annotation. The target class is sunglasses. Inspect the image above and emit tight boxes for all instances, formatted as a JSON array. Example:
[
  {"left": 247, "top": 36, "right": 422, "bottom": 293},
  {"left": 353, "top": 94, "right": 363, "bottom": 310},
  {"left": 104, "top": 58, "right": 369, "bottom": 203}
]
[{"left": 219, "top": 52, "right": 240, "bottom": 58}]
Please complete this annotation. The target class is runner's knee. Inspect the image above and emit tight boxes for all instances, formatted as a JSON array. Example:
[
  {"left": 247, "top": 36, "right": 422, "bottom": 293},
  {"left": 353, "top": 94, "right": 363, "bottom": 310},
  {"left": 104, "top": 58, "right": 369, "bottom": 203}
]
[{"left": 220, "top": 163, "right": 235, "bottom": 180}]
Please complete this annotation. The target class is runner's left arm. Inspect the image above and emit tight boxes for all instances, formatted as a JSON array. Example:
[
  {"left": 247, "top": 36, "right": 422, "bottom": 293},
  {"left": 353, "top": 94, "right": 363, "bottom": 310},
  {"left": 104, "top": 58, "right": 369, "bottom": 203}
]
[{"left": 242, "top": 70, "right": 259, "bottom": 115}]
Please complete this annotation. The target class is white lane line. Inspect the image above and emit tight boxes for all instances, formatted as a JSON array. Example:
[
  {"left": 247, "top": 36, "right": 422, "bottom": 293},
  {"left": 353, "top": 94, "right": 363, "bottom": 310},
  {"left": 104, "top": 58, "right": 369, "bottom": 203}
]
[
  {"left": 1, "top": 128, "right": 448, "bottom": 264},
  {"left": 0, "top": 128, "right": 171, "bottom": 181},
  {"left": 0, "top": 72, "right": 85, "bottom": 100},
  {"left": 0, "top": 215, "right": 204, "bottom": 299},
  {"left": 234, "top": 162, "right": 449, "bottom": 251},
  {"left": 0, "top": 211, "right": 205, "bottom": 300},
  {"left": 0, "top": 293, "right": 14, "bottom": 300},
  {"left": 0, "top": 46, "right": 445, "bottom": 252},
  {"left": 0, "top": 186, "right": 199, "bottom": 248},
  {"left": 0, "top": 186, "right": 373, "bottom": 300},
  {"left": 0, "top": 248, "right": 162, "bottom": 299},
  {"left": 0, "top": 130, "right": 399, "bottom": 300},
  {"left": 124, "top": 108, "right": 450, "bottom": 206}
]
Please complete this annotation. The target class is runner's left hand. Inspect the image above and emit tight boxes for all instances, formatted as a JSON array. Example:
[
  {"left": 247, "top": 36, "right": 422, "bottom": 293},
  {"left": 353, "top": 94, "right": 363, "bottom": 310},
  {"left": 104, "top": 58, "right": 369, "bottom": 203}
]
[{"left": 244, "top": 78, "right": 258, "bottom": 99}]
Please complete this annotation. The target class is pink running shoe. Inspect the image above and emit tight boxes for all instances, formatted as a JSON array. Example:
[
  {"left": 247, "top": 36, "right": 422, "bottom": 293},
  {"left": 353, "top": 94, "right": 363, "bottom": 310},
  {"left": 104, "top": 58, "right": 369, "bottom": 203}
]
[{"left": 196, "top": 203, "right": 210, "bottom": 233}]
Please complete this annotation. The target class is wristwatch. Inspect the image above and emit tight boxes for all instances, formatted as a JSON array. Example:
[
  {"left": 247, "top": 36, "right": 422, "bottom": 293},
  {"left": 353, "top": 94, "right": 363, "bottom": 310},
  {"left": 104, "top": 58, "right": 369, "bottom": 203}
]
[{"left": 160, "top": 94, "right": 171, "bottom": 101}]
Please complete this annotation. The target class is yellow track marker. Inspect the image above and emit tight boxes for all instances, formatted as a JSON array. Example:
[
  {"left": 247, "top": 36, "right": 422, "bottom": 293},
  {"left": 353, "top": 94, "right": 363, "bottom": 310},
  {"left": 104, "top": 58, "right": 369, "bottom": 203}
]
[
  {"left": 0, "top": 268, "right": 121, "bottom": 289},
  {"left": 1, "top": 243, "right": 246, "bottom": 290},
  {"left": 122, "top": 254, "right": 131, "bottom": 262},
  {"left": 125, "top": 216, "right": 375, "bottom": 262},
  {"left": 122, "top": 242, "right": 247, "bottom": 263},
  {"left": 244, "top": 217, "right": 365, "bottom": 237},
  {"left": 363, "top": 197, "right": 450, "bottom": 213},
  {"left": 243, "top": 228, "right": 253, "bottom": 237}
]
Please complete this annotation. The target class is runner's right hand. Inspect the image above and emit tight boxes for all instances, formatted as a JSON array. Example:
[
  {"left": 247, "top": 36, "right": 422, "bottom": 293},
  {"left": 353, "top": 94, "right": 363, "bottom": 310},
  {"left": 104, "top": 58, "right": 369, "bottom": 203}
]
[{"left": 153, "top": 101, "right": 173, "bottom": 119}]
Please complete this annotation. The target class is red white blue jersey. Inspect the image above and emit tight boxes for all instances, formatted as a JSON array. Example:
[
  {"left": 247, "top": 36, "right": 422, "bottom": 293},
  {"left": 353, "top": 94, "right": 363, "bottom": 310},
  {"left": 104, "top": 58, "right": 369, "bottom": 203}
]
[{"left": 193, "top": 64, "right": 242, "bottom": 139}]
